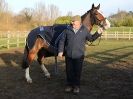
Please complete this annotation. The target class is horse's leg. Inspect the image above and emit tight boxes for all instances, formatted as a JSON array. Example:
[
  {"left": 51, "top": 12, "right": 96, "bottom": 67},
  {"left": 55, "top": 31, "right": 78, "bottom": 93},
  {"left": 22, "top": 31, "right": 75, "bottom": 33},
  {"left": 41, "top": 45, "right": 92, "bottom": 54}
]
[
  {"left": 24, "top": 50, "right": 35, "bottom": 83},
  {"left": 25, "top": 38, "right": 48, "bottom": 83},
  {"left": 22, "top": 46, "right": 32, "bottom": 83},
  {"left": 24, "top": 47, "right": 37, "bottom": 83},
  {"left": 25, "top": 67, "right": 32, "bottom": 83},
  {"left": 37, "top": 49, "right": 50, "bottom": 78},
  {"left": 41, "top": 64, "right": 51, "bottom": 78}
]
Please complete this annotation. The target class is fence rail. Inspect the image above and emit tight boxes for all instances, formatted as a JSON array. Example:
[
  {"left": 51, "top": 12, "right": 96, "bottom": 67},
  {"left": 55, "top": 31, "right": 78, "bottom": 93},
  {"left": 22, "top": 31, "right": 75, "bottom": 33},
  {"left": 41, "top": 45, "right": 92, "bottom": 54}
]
[
  {"left": 0, "top": 31, "right": 133, "bottom": 49},
  {"left": 0, "top": 31, "right": 28, "bottom": 49},
  {"left": 102, "top": 31, "right": 133, "bottom": 40}
]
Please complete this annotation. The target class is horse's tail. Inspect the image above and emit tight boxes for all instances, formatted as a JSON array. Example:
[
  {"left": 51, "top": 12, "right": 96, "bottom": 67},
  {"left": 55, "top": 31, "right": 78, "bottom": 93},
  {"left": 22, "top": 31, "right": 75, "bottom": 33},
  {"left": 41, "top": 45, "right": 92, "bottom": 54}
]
[{"left": 21, "top": 44, "right": 29, "bottom": 69}]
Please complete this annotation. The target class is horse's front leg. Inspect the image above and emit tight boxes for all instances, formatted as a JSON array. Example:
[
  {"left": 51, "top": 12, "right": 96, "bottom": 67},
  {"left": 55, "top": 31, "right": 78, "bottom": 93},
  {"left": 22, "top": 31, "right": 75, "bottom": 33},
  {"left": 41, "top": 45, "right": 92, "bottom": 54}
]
[
  {"left": 37, "top": 49, "right": 50, "bottom": 78},
  {"left": 41, "top": 64, "right": 50, "bottom": 78}
]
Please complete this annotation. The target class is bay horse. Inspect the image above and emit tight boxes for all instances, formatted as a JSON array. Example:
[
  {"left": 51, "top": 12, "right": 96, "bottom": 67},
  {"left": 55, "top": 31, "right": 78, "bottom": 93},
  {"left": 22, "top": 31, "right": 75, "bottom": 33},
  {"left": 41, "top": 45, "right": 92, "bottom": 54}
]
[{"left": 22, "top": 4, "right": 110, "bottom": 83}]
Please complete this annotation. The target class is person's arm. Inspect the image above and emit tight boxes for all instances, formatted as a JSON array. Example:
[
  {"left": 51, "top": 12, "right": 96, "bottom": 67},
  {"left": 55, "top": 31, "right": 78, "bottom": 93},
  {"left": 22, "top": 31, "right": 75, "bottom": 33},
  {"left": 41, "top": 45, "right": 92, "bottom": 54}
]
[
  {"left": 86, "top": 27, "right": 103, "bottom": 42},
  {"left": 58, "top": 30, "right": 66, "bottom": 58}
]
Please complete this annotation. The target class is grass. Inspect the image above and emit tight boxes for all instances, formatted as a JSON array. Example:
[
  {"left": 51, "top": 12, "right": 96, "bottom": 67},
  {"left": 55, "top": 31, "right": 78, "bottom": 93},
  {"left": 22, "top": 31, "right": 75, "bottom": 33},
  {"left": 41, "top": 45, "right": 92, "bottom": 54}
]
[
  {"left": 85, "top": 40, "right": 133, "bottom": 59},
  {"left": 84, "top": 40, "right": 133, "bottom": 71},
  {"left": 106, "top": 27, "right": 133, "bottom": 32},
  {"left": 92, "top": 27, "right": 133, "bottom": 33},
  {"left": 0, "top": 37, "right": 25, "bottom": 50}
]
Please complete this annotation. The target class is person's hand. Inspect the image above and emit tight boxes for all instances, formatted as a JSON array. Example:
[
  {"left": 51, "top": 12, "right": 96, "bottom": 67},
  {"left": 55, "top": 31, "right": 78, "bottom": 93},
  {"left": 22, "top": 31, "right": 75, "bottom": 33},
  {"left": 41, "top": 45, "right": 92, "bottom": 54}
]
[
  {"left": 97, "top": 27, "right": 104, "bottom": 34},
  {"left": 58, "top": 52, "right": 63, "bottom": 59}
]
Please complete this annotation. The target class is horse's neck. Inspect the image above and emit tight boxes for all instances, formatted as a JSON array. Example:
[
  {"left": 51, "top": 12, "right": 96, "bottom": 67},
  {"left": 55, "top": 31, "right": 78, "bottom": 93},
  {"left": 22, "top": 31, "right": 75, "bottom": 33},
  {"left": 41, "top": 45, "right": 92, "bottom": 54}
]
[{"left": 82, "top": 13, "right": 93, "bottom": 32}]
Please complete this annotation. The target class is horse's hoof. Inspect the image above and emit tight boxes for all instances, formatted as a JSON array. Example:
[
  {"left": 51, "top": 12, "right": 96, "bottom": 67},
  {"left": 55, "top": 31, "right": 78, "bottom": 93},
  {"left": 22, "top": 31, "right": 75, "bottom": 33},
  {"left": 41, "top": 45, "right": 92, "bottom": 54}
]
[
  {"left": 45, "top": 74, "right": 51, "bottom": 79},
  {"left": 27, "top": 79, "right": 32, "bottom": 83}
]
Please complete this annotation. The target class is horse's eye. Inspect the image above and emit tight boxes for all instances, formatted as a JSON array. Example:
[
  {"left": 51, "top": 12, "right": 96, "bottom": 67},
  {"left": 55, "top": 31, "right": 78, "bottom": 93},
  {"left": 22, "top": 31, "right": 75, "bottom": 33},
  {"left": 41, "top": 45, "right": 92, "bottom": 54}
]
[{"left": 94, "top": 13, "right": 98, "bottom": 15}]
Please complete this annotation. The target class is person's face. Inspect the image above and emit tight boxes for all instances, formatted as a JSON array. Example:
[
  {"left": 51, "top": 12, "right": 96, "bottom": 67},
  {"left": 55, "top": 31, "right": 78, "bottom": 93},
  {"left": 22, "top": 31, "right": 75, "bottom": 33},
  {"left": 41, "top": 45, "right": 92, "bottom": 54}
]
[{"left": 71, "top": 21, "right": 81, "bottom": 29}]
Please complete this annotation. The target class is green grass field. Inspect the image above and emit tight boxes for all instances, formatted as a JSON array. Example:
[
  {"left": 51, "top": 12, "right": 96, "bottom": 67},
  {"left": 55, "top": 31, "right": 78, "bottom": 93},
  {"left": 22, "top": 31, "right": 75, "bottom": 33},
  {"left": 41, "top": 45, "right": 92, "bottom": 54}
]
[
  {"left": 92, "top": 27, "right": 133, "bottom": 33},
  {"left": 86, "top": 41, "right": 133, "bottom": 74}
]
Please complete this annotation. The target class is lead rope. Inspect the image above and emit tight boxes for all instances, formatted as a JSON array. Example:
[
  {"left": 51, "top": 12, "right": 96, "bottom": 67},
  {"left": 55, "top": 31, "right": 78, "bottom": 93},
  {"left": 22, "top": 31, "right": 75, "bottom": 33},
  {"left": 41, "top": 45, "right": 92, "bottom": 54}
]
[
  {"left": 54, "top": 55, "right": 58, "bottom": 75},
  {"left": 86, "top": 34, "right": 102, "bottom": 46}
]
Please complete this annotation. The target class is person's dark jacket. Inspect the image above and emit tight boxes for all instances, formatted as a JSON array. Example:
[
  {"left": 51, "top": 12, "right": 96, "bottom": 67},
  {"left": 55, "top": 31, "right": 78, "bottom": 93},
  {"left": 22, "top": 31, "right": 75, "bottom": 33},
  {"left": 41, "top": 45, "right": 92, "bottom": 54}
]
[{"left": 58, "top": 25, "right": 101, "bottom": 58}]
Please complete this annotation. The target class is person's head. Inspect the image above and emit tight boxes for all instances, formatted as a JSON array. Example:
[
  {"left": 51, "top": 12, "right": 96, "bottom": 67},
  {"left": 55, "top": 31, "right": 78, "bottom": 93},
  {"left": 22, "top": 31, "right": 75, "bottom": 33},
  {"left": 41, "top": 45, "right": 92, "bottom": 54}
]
[{"left": 71, "top": 15, "right": 81, "bottom": 29}]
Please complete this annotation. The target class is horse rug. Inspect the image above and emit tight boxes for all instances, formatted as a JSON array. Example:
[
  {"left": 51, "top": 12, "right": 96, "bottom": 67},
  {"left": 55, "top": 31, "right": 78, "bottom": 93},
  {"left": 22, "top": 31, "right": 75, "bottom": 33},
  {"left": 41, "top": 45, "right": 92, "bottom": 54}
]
[{"left": 26, "top": 24, "right": 68, "bottom": 53}]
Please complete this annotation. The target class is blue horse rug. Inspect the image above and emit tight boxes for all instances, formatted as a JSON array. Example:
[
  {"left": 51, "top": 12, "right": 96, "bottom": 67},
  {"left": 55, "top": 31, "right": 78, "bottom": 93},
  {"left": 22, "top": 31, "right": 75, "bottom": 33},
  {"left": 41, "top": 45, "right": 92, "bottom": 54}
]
[{"left": 26, "top": 24, "right": 68, "bottom": 53}]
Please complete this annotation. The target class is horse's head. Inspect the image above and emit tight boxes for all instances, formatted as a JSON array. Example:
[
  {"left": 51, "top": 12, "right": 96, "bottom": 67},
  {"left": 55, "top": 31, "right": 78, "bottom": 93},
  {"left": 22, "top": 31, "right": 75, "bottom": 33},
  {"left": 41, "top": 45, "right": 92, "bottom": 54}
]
[{"left": 81, "top": 4, "right": 110, "bottom": 31}]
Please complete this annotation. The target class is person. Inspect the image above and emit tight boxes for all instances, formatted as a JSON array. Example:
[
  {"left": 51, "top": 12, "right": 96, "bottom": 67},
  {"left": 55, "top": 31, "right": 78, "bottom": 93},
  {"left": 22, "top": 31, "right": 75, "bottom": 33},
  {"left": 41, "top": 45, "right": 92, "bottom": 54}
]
[{"left": 58, "top": 15, "right": 104, "bottom": 94}]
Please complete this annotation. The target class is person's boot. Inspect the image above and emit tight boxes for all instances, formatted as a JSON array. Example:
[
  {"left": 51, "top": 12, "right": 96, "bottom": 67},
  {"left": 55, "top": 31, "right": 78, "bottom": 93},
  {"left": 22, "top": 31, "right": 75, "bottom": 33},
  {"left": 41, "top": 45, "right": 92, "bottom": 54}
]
[
  {"left": 73, "top": 86, "right": 80, "bottom": 94},
  {"left": 65, "top": 86, "right": 73, "bottom": 93}
]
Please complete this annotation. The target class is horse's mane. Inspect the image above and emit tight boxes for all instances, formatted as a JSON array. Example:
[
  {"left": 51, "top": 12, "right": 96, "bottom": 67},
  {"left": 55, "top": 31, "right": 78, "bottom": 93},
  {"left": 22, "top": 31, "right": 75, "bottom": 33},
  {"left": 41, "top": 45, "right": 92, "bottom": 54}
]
[{"left": 81, "top": 10, "right": 91, "bottom": 21}]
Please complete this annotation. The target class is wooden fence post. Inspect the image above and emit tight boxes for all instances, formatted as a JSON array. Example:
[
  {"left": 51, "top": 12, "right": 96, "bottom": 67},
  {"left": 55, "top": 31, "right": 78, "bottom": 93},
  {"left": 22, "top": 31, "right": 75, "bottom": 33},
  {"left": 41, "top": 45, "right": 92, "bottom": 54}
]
[
  {"left": 7, "top": 33, "right": 10, "bottom": 49},
  {"left": 0, "top": 32, "right": 2, "bottom": 38},
  {"left": 24, "top": 34, "right": 27, "bottom": 45},
  {"left": 17, "top": 34, "right": 19, "bottom": 47},
  {"left": 115, "top": 31, "right": 116, "bottom": 39},
  {"left": 129, "top": 28, "right": 131, "bottom": 40},
  {"left": 117, "top": 31, "right": 118, "bottom": 40},
  {"left": 104, "top": 31, "right": 107, "bottom": 40}
]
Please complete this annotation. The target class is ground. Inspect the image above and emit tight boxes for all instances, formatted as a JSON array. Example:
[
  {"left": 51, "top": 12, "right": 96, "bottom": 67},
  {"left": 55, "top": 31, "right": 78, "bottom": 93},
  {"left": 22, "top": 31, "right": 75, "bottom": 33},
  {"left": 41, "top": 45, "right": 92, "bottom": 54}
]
[{"left": 0, "top": 43, "right": 133, "bottom": 99}]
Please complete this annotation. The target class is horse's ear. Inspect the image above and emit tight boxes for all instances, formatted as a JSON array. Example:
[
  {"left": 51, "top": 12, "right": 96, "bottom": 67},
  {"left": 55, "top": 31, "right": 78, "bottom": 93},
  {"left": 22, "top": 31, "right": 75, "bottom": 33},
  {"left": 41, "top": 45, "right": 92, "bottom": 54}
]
[
  {"left": 92, "top": 3, "right": 95, "bottom": 9},
  {"left": 97, "top": 4, "right": 100, "bottom": 9}
]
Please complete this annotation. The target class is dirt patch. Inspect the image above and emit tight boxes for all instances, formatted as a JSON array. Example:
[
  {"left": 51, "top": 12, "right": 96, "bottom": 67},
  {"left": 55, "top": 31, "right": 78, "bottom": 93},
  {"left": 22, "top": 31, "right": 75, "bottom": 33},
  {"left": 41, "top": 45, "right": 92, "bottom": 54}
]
[{"left": 0, "top": 48, "right": 133, "bottom": 99}]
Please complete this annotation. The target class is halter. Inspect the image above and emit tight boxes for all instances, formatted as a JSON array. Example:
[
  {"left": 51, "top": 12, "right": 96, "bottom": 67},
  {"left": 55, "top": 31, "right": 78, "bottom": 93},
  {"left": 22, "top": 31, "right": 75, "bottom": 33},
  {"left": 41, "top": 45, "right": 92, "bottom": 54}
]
[
  {"left": 90, "top": 9, "right": 107, "bottom": 30},
  {"left": 85, "top": 9, "right": 106, "bottom": 46}
]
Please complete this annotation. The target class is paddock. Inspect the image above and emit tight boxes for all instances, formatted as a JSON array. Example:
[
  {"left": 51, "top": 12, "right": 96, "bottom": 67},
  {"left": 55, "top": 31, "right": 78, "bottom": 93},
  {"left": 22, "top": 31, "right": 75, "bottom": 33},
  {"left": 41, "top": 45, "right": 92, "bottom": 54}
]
[{"left": 0, "top": 40, "right": 133, "bottom": 99}]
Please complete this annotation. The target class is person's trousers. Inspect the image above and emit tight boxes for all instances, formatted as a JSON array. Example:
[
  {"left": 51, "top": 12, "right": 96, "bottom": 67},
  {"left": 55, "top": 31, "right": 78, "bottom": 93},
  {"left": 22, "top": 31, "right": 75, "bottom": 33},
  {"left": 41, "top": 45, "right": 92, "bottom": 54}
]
[{"left": 65, "top": 56, "right": 84, "bottom": 87}]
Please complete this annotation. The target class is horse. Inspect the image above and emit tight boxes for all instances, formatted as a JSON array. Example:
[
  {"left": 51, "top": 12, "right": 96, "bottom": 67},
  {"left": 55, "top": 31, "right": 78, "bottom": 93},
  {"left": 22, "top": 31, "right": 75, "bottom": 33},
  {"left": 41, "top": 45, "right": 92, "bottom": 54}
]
[{"left": 22, "top": 4, "right": 110, "bottom": 83}]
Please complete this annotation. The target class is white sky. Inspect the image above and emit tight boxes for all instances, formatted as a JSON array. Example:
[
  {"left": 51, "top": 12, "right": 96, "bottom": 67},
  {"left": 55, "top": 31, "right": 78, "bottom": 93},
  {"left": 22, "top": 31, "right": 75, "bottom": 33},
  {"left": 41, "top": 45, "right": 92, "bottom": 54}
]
[{"left": 6, "top": 0, "right": 133, "bottom": 16}]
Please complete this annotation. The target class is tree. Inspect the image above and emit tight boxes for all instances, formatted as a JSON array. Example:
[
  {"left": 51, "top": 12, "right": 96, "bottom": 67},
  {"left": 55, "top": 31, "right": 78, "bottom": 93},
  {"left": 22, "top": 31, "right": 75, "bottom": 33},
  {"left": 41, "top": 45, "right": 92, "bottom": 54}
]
[
  {"left": 0, "top": 0, "right": 8, "bottom": 13},
  {"left": 34, "top": 2, "right": 48, "bottom": 22},
  {"left": 109, "top": 10, "right": 133, "bottom": 27},
  {"left": 55, "top": 16, "right": 71, "bottom": 24},
  {"left": 67, "top": 11, "right": 73, "bottom": 16},
  {"left": 21, "top": 8, "right": 34, "bottom": 22},
  {"left": 48, "top": 4, "right": 60, "bottom": 20},
  {"left": 15, "top": 8, "right": 34, "bottom": 24},
  {"left": 33, "top": 2, "right": 60, "bottom": 25}
]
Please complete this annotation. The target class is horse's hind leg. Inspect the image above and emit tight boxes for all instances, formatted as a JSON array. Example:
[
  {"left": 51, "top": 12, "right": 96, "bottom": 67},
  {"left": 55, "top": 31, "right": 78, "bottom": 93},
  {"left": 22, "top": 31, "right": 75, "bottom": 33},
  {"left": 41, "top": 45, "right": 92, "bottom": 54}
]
[
  {"left": 21, "top": 46, "right": 32, "bottom": 83},
  {"left": 25, "top": 50, "right": 37, "bottom": 83},
  {"left": 25, "top": 38, "right": 46, "bottom": 83},
  {"left": 37, "top": 49, "right": 50, "bottom": 78}
]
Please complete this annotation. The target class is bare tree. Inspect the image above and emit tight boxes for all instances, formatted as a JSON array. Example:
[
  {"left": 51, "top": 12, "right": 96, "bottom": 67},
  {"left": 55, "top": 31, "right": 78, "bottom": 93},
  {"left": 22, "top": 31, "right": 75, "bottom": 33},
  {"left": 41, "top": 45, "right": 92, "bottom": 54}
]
[
  {"left": 15, "top": 8, "right": 34, "bottom": 23},
  {"left": 33, "top": 2, "right": 60, "bottom": 25},
  {"left": 34, "top": 2, "right": 48, "bottom": 22},
  {"left": 22, "top": 8, "right": 34, "bottom": 22},
  {"left": 0, "top": 0, "right": 8, "bottom": 13},
  {"left": 67, "top": 11, "right": 73, "bottom": 16},
  {"left": 48, "top": 4, "right": 60, "bottom": 20}
]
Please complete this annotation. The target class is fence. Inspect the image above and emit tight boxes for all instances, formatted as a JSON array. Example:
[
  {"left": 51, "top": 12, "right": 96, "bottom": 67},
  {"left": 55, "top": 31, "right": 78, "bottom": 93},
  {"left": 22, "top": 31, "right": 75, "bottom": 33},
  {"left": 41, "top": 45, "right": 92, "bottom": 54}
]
[
  {"left": 0, "top": 31, "right": 133, "bottom": 49},
  {"left": 0, "top": 31, "right": 28, "bottom": 49},
  {"left": 102, "top": 31, "right": 133, "bottom": 40}
]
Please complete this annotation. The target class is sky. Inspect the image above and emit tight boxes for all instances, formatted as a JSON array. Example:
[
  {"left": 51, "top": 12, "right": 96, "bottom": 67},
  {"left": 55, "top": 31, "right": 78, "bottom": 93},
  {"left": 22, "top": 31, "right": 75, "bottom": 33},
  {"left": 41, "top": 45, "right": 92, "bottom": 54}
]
[{"left": 6, "top": 0, "right": 133, "bottom": 17}]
